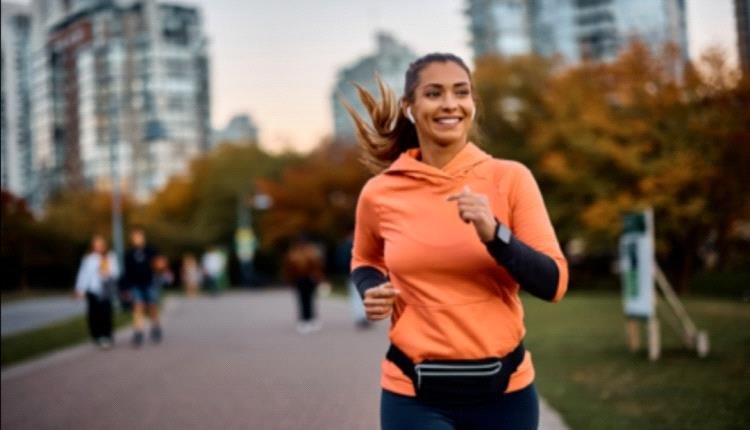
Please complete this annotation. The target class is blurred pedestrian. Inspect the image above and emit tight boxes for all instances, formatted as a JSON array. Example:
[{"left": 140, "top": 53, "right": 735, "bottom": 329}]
[
  {"left": 74, "top": 234, "right": 118, "bottom": 349},
  {"left": 152, "top": 254, "right": 174, "bottom": 291},
  {"left": 201, "top": 246, "right": 225, "bottom": 296},
  {"left": 123, "top": 227, "right": 162, "bottom": 347},
  {"left": 181, "top": 253, "right": 202, "bottom": 297},
  {"left": 347, "top": 53, "right": 568, "bottom": 429},
  {"left": 283, "top": 236, "right": 325, "bottom": 334}
]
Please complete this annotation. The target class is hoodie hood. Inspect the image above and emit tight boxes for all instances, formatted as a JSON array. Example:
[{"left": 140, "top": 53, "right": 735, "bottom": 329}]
[{"left": 385, "top": 142, "right": 492, "bottom": 185}]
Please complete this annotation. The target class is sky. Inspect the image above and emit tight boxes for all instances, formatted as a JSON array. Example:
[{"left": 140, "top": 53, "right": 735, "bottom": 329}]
[
  {"left": 192, "top": 0, "right": 474, "bottom": 152},
  {"left": 194, "top": 0, "right": 739, "bottom": 153}
]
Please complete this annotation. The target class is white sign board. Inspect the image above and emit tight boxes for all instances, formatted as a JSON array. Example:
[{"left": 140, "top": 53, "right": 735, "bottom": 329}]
[{"left": 619, "top": 210, "right": 655, "bottom": 318}]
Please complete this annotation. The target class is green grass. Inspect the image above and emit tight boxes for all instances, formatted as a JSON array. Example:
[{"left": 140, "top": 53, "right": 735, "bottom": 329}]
[
  {"left": 1, "top": 311, "right": 131, "bottom": 368},
  {"left": 523, "top": 291, "right": 750, "bottom": 430},
  {"left": 0, "top": 289, "right": 69, "bottom": 304}
]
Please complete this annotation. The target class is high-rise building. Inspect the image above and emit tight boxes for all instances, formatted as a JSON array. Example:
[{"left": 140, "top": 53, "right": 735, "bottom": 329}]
[
  {"left": 1, "top": 2, "right": 34, "bottom": 200},
  {"left": 213, "top": 114, "right": 259, "bottom": 145},
  {"left": 467, "top": 0, "right": 533, "bottom": 57},
  {"left": 467, "top": 0, "right": 689, "bottom": 63},
  {"left": 331, "top": 32, "right": 417, "bottom": 139},
  {"left": 530, "top": 0, "right": 578, "bottom": 61},
  {"left": 29, "top": 0, "right": 210, "bottom": 201},
  {"left": 736, "top": 0, "right": 750, "bottom": 73}
]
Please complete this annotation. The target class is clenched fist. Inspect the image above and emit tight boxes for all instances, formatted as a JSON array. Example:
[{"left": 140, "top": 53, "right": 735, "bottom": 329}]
[
  {"left": 447, "top": 185, "right": 498, "bottom": 242},
  {"left": 363, "top": 282, "right": 400, "bottom": 321}
]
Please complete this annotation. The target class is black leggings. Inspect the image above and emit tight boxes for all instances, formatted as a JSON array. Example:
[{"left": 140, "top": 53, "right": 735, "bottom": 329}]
[
  {"left": 294, "top": 277, "right": 317, "bottom": 321},
  {"left": 381, "top": 384, "right": 539, "bottom": 430},
  {"left": 85, "top": 292, "right": 113, "bottom": 340}
]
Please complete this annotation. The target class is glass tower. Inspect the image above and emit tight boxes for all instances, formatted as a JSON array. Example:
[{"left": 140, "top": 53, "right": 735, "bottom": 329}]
[
  {"left": 467, "top": 0, "right": 689, "bottom": 64},
  {"left": 332, "top": 32, "right": 417, "bottom": 139}
]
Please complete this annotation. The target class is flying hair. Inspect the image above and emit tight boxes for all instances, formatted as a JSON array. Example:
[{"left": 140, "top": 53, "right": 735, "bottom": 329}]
[
  {"left": 339, "top": 75, "right": 417, "bottom": 173},
  {"left": 340, "top": 53, "right": 475, "bottom": 174}
]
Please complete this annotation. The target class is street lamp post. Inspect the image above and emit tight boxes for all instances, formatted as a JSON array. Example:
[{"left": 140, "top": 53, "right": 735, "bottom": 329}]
[
  {"left": 235, "top": 191, "right": 272, "bottom": 288},
  {"left": 108, "top": 80, "right": 124, "bottom": 265}
]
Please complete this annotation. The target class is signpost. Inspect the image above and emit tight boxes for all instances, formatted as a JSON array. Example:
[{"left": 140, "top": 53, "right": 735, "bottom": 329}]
[
  {"left": 619, "top": 208, "right": 709, "bottom": 361},
  {"left": 619, "top": 210, "right": 659, "bottom": 360},
  {"left": 620, "top": 210, "right": 655, "bottom": 319}
]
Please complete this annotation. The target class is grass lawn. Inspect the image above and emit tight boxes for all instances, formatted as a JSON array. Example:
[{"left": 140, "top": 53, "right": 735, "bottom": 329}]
[
  {"left": 0, "top": 289, "right": 70, "bottom": 304},
  {"left": 1, "top": 311, "right": 132, "bottom": 368},
  {"left": 522, "top": 291, "right": 750, "bottom": 430}
]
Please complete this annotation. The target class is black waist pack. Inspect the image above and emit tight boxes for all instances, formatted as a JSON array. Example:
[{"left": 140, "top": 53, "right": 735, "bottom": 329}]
[{"left": 386, "top": 342, "right": 525, "bottom": 405}]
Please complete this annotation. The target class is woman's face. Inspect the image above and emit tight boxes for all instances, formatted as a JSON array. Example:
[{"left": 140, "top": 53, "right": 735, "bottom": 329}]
[
  {"left": 92, "top": 237, "right": 107, "bottom": 254},
  {"left": 405, "top": 61, "right": 475, "bottom": 147}
]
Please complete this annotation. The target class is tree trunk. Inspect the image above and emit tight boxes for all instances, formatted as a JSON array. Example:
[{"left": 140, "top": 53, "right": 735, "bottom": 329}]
[
  {"left": 714, "top": 215, "right": 733, "bottom": 271},
  {"left": 676, "top": 246, "right": 696, "bottom": 294}
]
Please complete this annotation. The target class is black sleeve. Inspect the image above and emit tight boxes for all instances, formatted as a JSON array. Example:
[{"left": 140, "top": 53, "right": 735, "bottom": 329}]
[
  {"left": 351, "top": 266, "right": 388, "bottom": 299},
  {"left": 485, "top": 230, "right": 560, "bottom": 301}
]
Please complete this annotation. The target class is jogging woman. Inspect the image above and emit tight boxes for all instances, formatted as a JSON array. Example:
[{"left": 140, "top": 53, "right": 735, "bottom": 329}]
[{"left": 347, "top": 53, "right": 568, "bottom": 430}]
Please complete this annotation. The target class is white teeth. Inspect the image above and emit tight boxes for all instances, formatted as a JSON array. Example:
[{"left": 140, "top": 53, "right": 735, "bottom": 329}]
[{"left": 437, "top": 118, "right": 460, "bottom": 125}]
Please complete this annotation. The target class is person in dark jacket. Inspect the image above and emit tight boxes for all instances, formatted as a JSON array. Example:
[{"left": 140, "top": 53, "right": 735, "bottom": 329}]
[{"left": 123, "top": 227, "right": 161, "bottom": 347}]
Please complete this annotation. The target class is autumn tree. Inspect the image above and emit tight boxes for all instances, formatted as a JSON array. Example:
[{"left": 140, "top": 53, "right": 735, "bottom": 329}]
[
  {"left": 257, "top": 139, "right": 370, "bottom": 256},
  {"left": 475, "top": 42, "right": 750, "bottom": 291},
  {"left": 132, "top": 142, "right": 295, "bottom": 259}
]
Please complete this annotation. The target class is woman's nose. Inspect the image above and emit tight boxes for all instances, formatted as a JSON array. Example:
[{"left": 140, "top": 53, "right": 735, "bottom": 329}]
[{"left": 441, "top": 93, "right": 458, "bottom": 110}]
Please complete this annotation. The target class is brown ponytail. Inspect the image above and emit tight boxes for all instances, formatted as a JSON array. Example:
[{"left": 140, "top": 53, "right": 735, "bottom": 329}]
[{"left": 342, "top": 53, "right": 474, "bottom": 174}]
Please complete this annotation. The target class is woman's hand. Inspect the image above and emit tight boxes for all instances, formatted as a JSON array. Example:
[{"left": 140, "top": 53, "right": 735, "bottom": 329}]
[
  {"left": 447, "top": 186, "right": 498, "bottom": 242},
  {"left": 363, "top": 282, "right": 400, "bottom": 321}
]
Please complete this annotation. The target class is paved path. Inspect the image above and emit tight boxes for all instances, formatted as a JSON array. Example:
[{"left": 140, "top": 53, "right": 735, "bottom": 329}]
[
  {"left": 1, "top": 297, "right": 84, "bottom": 337},
  {"left": 1, "top": 290, "right": 568, "bottom": 429}
]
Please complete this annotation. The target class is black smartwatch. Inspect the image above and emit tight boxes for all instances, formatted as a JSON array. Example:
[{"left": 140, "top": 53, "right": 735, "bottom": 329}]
[{"left": 487, "top": 219, "right": 512, "bottom": 245}]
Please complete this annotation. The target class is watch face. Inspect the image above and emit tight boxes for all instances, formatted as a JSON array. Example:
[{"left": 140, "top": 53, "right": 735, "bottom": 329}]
[{"left": 498, "top": 224, "right": 512, "bottom": 244}]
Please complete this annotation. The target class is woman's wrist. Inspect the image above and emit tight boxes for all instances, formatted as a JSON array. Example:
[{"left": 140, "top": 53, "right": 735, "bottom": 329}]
[{"left": 481, "top": 219, "right": 499, "bottom": 243}]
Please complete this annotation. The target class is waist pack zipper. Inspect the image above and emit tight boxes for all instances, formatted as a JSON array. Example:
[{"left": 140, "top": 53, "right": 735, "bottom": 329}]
[
  {"left": 415, "top": 362, "right": 502, "bottom": 388},
  {"left": 415, "top": 362, "right": 502, "bottom": 371}
]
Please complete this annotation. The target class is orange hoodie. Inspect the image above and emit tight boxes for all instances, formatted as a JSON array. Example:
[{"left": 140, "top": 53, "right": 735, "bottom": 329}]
[{"left": 351, "top": 142, "right": 568, "bottom": 396}]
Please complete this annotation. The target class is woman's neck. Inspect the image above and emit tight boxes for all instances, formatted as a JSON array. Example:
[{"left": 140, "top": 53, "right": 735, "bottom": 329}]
[{"left": 418, "top": 138, "right": 468, "bottom": 169}]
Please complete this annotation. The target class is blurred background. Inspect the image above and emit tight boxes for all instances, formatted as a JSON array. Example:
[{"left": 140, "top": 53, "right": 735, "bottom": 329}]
[{"left": 1, "top": 1, "right": 748, "bottom": 429}]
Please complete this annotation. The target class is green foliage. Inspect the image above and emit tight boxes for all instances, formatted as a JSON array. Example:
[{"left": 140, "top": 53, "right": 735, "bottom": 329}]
[
  {"left": 1, "top": 189, "right": 137, "bottom": 288},
  {"left": 131, "top": 142, "right": 292, "bottom": 258}
]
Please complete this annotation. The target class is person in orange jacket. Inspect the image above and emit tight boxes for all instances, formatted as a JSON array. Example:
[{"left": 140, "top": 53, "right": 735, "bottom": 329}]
[
  {"left": 346, "top": 53, "right": 568, "bottom": 429},
  {"left": 283, "top": 236, "right": 326, "bottom": 334}
]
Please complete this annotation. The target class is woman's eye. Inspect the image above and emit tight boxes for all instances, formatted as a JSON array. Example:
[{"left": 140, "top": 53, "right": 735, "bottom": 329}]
[
  {"left": 425, "top": 91, "right": 440, "bottom": 98},
  {"left": 456, "top": 89, "right": 470, "bottom": 97}
]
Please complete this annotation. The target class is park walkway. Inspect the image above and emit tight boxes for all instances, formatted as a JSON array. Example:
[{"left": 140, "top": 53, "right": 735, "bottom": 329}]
[{"left": 1, "top": 290, "right": 568, "bottom": 429}]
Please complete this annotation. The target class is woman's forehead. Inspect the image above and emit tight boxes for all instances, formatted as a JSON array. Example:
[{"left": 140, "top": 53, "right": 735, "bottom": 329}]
[{"left": 417, "top": 62, "right": 470, "bottom": 87}]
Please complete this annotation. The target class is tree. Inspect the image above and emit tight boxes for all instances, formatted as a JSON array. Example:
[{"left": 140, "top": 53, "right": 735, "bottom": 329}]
[
  {"left": 133, "top": 142, "right": 295, "bottom": 259},
  {"left": 257, "top": 139, "right": 370, "bottom": 252},
  {"left": 474, "top": 42, "right": 750, "bottom": 291}
]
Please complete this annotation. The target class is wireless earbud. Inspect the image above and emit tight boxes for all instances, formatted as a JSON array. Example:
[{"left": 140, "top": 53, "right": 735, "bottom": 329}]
[{"left": 406, "top": 107, "right": 415, "bottom": 124}]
